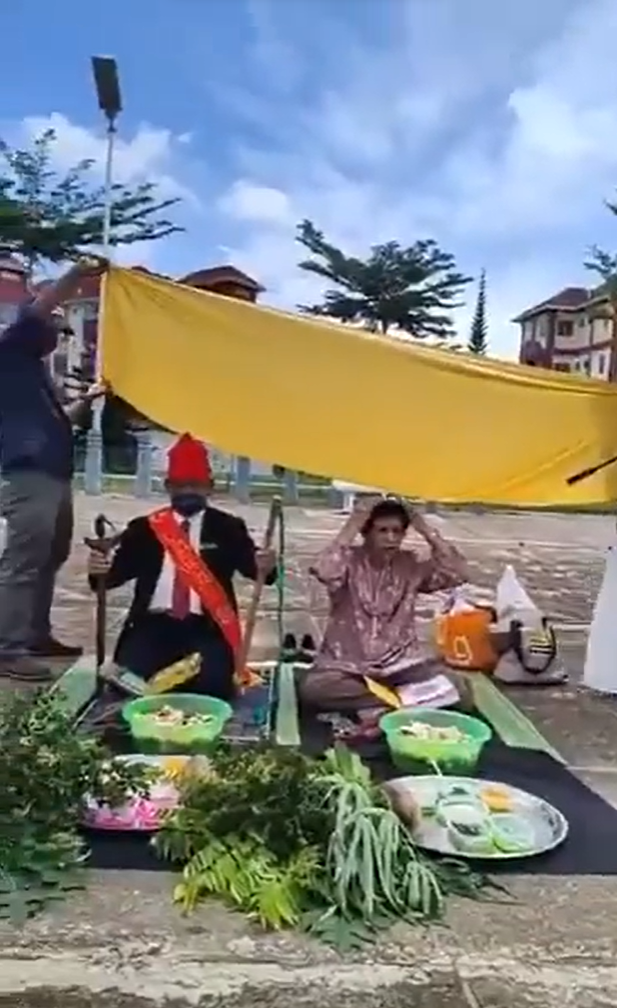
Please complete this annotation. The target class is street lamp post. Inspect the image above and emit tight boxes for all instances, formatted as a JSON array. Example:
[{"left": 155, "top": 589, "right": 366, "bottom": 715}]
[{"left": 84, "top": 56, "right": 122, "bottom": 496}]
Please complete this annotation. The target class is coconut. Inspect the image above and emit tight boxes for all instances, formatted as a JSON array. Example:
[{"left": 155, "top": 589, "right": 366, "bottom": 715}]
[{"left": 382, "top": 781, "right": 422, "bottom": 831}]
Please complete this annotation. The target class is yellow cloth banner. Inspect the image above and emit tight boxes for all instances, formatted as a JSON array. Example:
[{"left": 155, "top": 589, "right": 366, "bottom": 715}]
[{"left": 101, "top": 266, "right": 617, "bottom": 506}]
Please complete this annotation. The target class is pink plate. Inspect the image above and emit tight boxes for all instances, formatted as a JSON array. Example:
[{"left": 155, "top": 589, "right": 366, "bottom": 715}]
[{"left": 81, "top": 755, "right": 191, "bottom": 832}]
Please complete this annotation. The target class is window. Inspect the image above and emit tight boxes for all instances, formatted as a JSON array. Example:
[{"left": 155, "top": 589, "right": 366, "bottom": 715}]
[
  {"left": 556, "top": 320, "right": 573, "bottom": 337},
  {"left": 577, "top": 317, "right": 587, "bottom": 328},
  {"left": 80, "top": 300, "right": 99, "bottom": 322},
  {"left": 597, "top": 354, "right": 607, "bottom": 376}
]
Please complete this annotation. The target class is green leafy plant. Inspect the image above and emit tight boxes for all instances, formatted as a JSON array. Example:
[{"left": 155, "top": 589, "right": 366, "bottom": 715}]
[
  {"left": 0, "top": 690, "right": 149, "bottom": 920},
  {"left": 311, "top": 745, "right": 445, "bottom": 924},
  {"left": 155, "top": 742, "right": 502, "bottom": 949},
  {"left": 155, "top": 743, "right": 332, "bottom": 929},
  {"left": 156, "top": 743, "right": 332, "bottom": 863},
  {"left": 172, "top": 836, "right": 323, "bottom": 929}
]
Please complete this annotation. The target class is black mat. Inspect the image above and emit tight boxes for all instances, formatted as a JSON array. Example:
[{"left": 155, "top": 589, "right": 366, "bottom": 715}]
[{"left": 83, "top": 711, "right": 617, "bottom": 876}]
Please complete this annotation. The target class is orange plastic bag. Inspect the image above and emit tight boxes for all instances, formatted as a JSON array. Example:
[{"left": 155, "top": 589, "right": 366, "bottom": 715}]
[{"left": 434, "top": 606, "right": 498, "bottom": 673}]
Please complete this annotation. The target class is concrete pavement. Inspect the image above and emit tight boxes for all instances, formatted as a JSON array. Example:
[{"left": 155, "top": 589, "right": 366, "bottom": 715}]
[{"left": 4, "top": 493, "right": 617, "bottom": 1006}]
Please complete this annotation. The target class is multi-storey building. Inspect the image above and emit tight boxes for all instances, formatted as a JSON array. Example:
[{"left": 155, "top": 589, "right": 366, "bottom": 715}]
[
  {"left": 0, "top": 247, "right": 29, "bottom": 328},
  {"left": 515, "top": 286, "right": 615, "bottom": 379}
]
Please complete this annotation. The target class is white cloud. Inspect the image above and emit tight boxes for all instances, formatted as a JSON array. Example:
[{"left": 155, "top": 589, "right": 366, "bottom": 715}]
[
  {"left": 214, "top": 0, "right": 617, "bottom": 358},
  {"left": 6, "top": 112, "right": 201, "bottom": 271},
  {"left": 18, "top": 112, "right": 198, "bottom": 205},
  {"left": 443, "top": 0, "right": 617, "bottom": 237},
  {"left": 217, "top": 180, "right": 294, "bottom": 226}
]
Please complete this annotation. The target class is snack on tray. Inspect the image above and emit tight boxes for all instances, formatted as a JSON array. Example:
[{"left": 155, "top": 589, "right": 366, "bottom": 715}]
[
  {"left": 480, "top": 785, "right": 513, "bottom": 813},
  {"left": 435, "top": 783, "right": 481, "bottom": 824},
  {"left": 382, "top": 780, "right": 422, "bottom": 831},
  {"left": 490, "top": 813, "right": 535, "bottom": 854},
  {"left": 446, "top": 806, "right": 494, "bottom": 855}
]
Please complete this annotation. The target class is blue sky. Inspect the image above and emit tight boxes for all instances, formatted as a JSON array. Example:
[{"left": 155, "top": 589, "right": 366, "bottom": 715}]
[{"left": 3, "top": 0, "right": 617, "bottom": 357}]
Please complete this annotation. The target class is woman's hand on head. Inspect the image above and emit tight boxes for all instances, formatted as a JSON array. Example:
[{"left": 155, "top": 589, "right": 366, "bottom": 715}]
[
  {"left": 351, "top": 494, "right": 383, "bottom": 524},
  {"left": 405, "top": 503, "right": 441, "bottom": 543}
]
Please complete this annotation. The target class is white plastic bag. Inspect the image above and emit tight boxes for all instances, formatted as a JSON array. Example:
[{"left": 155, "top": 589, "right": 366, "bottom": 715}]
[
  {"left": 437, "top": 584, "right": 477, "bottom": 617},
  {"left": 492, "top": 564, "right": 560, "bottom": 682},
  {"left": 495, "top": 564, "right": 539, "bottom": 627},
  {"left": 584, "top": 545, "right": 617, "bottom": 694}
]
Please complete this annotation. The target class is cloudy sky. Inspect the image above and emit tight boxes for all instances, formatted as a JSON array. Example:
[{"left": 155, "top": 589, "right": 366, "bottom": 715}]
[{"left": 3, "top": 0, "right": 617, "bottom": 357}]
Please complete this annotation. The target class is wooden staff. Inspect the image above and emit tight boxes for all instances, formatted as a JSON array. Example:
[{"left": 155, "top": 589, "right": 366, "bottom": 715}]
[
  {"left": 84, "top": 514, "right": 120, "bottom": 670},
  {"left": 235, "top": 496, "right": 282, "bottom": 681}
]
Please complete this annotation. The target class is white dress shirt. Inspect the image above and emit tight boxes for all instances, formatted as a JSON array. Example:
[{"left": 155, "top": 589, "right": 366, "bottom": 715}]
[{"left": 149, "top": 510, "right": 205, "bottom": 615}]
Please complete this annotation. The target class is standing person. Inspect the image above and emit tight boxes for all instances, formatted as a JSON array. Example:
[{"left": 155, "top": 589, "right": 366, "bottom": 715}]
[
  {"left": 0, "top": 257, "right": 108, "bottom": 682},
  {"left": 86, "top": 433, "right": 277, "bottom": 701},
  {"left": 300, "top": 497, "right": 469, "bottom": 729}
]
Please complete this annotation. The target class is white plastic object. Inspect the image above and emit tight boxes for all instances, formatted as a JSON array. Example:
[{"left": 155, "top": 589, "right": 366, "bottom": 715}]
[
  {"left": 495, "top": 564, "right": 539, "bottom": 623},
  {"left": 0, "top": 517, "right": 6, "bottom": 559},
  {"left": 449, "top": 585, "right": 476, "bottom": 615},
  {"left": 331, "top": 481, "right": 382, "bottom": 513},
  {"left": 584, "top": 545, "right": 617, "bottom": 694}
]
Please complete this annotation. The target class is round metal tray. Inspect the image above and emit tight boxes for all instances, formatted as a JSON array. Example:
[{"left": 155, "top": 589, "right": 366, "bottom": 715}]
[{"left": 390, "top": 775, "right": 568, "bottom": 859}]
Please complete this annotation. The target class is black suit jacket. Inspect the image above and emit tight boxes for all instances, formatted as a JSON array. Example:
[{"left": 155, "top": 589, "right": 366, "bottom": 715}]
[{"left": 90, "top": 506, "right": 276, "bottom": 650}]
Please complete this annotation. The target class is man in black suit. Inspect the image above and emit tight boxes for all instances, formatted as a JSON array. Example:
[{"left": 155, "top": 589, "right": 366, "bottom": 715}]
[{"left": 87, "top": 434, "right": 276, "bottom": 701}]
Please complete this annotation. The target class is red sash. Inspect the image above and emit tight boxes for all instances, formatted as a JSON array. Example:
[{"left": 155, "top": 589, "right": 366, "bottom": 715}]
[{"left": 148, "top": 508, "right": 241, "bottom": 656}]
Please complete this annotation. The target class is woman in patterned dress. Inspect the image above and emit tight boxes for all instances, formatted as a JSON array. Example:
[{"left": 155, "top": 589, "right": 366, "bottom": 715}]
[{"left": 300, "top": 497, "right": 469, "bottom": 725}]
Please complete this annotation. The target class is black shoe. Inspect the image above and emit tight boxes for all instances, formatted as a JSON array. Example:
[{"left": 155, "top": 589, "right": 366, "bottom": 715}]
[
  {"left": 281, "top": 633, "right": 297, "bottom": 660},
  {"left": 32, "top": 637, "right": 84, "bottom": 660},
  {"left": 297, "top": 634, "right": 317, "bottom": 665},
  {"left": 0, "top": 657, "right": 53, "bottom": 683}
]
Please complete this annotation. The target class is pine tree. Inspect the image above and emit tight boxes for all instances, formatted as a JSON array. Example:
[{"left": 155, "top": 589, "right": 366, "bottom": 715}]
[{"left": 468, "top": 269, "right": 488, "bottom": 354}]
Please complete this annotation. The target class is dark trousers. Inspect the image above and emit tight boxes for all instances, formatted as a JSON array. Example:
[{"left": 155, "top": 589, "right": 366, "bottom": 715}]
[
  {"left": 0, "top": 471, "right": 73, "bottom": 659},
  {"left": 115, "top": 613, "right": 235, "bottom": 702}
]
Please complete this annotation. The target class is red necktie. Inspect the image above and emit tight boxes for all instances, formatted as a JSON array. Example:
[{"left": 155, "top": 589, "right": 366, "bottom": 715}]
[{"left": 171, "top": 519, "right": 191, "bottom": 619}]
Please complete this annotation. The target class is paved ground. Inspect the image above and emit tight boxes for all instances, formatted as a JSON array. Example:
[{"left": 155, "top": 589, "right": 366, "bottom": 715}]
[
  {"left": 6, "top": 492, "right": 617, "bottom": 1006},
  {"left": 58, "top": 492, "right": 617, "bottom": 796}
]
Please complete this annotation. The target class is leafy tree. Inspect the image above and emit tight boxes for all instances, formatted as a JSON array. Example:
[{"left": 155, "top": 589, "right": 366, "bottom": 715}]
[
  {"left": 585, "top": 246, "right": 617, "bottom": 302},
  {"left": 585, "top": 201, "right": 617, "bottom": 381},
  {"left": 295, "top": 219, "right": 471, "bottom": 340},
  {"left": 0, "top": 129, "right": 183, "bottom": 270},
  {"left": 468, "top": 269, "right": 488, "bottom": 354},
  {"left": 0, "top": 128, "right": 184, "bottom": 465}
]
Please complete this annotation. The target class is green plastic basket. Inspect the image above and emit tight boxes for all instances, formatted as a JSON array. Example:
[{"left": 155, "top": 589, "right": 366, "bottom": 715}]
[
  {"left": 379, "top": 708, "right": 492, "bottom": 773},
  {"left": 122, "top": 694, "right": 233, "bottom": 754}
]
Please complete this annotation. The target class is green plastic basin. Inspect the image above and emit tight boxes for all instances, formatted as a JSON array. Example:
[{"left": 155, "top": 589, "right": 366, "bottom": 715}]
[
  {"left": 122, "top": 693, "right": 232, "bottom": 754},
  {"left": 379, "top": 708, "right": 492, "bottom": 773}
]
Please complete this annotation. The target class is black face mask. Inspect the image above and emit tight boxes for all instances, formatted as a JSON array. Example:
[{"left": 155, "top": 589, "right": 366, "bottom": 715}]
[{"left": 171, "top": 492, "right": 207, "bottom": 518}]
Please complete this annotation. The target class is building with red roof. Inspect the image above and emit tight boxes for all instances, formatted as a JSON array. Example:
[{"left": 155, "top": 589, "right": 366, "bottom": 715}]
[{"left": 515, "top": 285, "right": 615, "bottom": 379}]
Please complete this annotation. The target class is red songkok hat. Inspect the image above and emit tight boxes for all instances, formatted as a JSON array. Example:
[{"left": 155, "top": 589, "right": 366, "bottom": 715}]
[{"left": 167, "top": 433, "right": 212, "bottom": 483}]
